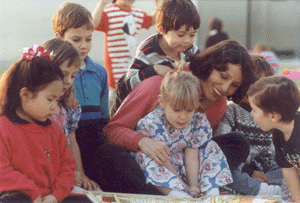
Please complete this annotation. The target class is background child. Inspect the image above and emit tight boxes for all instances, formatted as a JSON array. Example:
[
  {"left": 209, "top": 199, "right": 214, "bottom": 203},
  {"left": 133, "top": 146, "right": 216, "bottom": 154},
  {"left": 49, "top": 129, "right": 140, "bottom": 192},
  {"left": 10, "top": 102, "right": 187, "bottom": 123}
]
[
  {"left": 111, "top": 0, "right": 200, "bottom": 117},
  {"left": 0, "top": 45, "right": 77, "bottom": 203},
  {"left": 132, "top": 71, "right": 233, "bottom": 198},
  {"left": 52, "top": 2, "right": 109, "bottom": 179},
  {"left": 42, "top": 38, "right": 99, "bottom": 191},
  {"left": 92, "top": 0, "right": 160, "bottom": 105},
  {"left": 205, "top": 17, "right": 229, "bottom": 49},
  {"left": 214, "top": 55, "right": 282, "bottom": 196},
  {"left": 247, "top": 76, "right": 300, "bottom": 202},
  {"left": 253, "top": 43, "right": 282, "bottom": 76}
]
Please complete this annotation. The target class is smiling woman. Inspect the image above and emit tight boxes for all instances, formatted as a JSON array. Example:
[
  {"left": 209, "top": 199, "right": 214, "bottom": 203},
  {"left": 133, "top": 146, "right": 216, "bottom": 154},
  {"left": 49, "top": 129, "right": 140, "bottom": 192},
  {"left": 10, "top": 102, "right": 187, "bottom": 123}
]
[{"left": 89, "top": 39, "right": 258, "bottom": 195}]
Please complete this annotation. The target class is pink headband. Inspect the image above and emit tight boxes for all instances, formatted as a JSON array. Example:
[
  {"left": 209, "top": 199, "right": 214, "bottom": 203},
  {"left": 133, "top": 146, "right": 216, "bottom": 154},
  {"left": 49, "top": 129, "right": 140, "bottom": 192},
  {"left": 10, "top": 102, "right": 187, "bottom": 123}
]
[{"left": 21, "top": 44, "right": 53, "bottom": 61}]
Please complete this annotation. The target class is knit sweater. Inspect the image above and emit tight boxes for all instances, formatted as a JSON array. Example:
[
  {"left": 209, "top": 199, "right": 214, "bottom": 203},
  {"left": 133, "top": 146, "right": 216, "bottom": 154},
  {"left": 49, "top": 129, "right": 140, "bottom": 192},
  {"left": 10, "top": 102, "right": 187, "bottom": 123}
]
[{"left": 214, "top": 102, "right": 277, "bottom": 175}]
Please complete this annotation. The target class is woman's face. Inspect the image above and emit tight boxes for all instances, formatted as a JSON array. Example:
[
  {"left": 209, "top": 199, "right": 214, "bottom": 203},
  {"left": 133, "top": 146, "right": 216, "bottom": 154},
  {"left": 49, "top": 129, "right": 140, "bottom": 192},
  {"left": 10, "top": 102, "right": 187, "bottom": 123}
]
[{"left": 201, "top": 63, "right": 243, "bottom": 102}]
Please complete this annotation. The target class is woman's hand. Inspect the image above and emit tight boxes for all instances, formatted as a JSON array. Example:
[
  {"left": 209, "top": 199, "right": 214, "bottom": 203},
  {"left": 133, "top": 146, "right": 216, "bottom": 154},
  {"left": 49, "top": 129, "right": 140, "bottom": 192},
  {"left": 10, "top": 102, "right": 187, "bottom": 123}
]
[
  {"left": 41, "top": 195, "right": 58, "bottom": 203},
  {"left": 251, "top": 170, "right": 269, "bottom": 183},
  {"left": 138, "top": 137, "right": 170, "bottom": 165}
]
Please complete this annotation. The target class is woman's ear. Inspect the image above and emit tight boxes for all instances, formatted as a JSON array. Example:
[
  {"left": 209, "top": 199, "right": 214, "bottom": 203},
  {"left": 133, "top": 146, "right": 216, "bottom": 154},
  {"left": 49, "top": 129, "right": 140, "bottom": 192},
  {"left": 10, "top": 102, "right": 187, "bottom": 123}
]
[{"left": 20, "top": 87, "right": 33, "bottom": 101}]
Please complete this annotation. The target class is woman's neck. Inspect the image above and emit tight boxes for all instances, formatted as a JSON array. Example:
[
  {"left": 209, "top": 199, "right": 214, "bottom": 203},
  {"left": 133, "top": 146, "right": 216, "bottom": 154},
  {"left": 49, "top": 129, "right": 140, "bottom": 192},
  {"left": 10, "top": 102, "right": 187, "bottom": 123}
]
[
  {"left": 158, "top": 37, "right": 181, "bottom": 61},
  {"left": 276, "top": 120, "right": 295, "bottom": 142}
]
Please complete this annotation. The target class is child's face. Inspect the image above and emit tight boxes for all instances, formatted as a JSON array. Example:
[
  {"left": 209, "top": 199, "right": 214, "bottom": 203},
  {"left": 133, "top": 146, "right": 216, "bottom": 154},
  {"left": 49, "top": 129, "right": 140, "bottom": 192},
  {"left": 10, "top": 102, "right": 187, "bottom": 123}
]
[
  {"left": 21, "top": 80, "right": 63, "bottom": 123},
  {"left": 61, "top": 26, "right": 93, "bottom": 63},
  {"left": 160, "top": 24, "right": 197, "bottom": 54},
  {"left": 60, "top": 60, "right": 79, "bottom": 93},
  {"left": 161, "top": 102, "right": 195, "bottom": 129},
  {"left": 249, "top": 96, "right": 274, "bottom": 131}
]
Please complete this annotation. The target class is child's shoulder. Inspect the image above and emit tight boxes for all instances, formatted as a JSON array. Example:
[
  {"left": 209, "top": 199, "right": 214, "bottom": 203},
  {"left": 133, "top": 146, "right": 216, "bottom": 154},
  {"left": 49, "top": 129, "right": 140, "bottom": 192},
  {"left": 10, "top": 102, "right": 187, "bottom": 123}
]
[
  {"left": 86, "top": 56, "right": 107, "bottom": 73},
  {"left": 193, "top": 112, "right": 211, "bottom": 127}
]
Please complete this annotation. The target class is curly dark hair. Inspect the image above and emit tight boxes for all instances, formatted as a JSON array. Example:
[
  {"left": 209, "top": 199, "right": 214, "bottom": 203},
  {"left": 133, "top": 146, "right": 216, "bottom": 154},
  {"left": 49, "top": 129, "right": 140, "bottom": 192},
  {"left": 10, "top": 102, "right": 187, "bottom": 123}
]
[{"left": 189, "top": 39, "right": 257, "bottom": 104}]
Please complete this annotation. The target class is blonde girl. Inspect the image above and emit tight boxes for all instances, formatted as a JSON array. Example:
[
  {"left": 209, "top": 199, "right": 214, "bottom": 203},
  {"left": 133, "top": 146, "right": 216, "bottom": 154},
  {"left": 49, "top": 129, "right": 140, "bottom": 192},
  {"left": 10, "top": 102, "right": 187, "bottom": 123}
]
[
  {"left": 42, "top": 38, "right": 99, "bottom": 191},
  {"left": 133, "top": 71, "right": 233, "bottom": 198}
]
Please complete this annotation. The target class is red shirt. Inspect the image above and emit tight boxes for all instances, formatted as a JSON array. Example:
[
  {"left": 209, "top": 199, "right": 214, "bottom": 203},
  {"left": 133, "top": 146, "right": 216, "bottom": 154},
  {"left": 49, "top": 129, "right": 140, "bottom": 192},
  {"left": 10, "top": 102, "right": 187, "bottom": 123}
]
[
  {"left": 103, "top": 75, "right": 227, "bottom": 151},
  {"left": 0, "top": 116, "right": 76, "bottom": 202}
]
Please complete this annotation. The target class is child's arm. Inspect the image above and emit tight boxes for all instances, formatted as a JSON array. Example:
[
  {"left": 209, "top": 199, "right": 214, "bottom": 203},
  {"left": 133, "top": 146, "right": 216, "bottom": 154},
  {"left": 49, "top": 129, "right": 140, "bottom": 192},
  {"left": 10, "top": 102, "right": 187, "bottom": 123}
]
[
  {"left": 92, "top": 0, "right": 112, "bottom": 28},
  {"left": 184, "top": 147, "right": 201, "bottom": 194},
  {"left": 69, "top": 133, "right": 100, "bottom": 191},
  {"left": 282, "top": 166, "right": 300, "bottom": 202}
]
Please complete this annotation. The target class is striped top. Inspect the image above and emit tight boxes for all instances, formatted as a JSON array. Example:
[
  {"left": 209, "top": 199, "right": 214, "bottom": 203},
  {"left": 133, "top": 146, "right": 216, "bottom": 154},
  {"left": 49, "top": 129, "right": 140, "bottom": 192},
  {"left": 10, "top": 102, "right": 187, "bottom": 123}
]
[
  {"left": 95, "top": 3, "right": 153, "bottom": 88},
  {"left": 126, "top": 34, "right": 200, "bottom": 91},
  {"left": 259, "top": 51, "right": 282, "bottom": 75}
]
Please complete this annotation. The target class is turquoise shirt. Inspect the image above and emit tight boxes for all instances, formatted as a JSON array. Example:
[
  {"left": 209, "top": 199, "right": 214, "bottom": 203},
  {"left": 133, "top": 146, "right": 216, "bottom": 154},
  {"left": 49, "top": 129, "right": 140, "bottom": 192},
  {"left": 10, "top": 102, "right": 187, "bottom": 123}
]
[{"left": 74, "top": 55, "right": 109, "bottom": 121}]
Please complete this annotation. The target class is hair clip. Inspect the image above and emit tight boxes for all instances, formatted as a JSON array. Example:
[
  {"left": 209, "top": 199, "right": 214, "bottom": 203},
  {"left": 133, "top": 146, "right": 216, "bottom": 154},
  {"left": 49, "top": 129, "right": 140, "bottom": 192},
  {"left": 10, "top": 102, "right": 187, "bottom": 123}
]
[{"left": 21, "top": 44, "right": 53, "bottom": 61}]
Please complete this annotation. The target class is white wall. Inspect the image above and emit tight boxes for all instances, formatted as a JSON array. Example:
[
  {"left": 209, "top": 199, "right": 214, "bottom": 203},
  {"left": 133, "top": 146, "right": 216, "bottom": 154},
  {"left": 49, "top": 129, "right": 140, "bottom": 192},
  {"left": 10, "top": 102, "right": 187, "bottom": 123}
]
[{"left": 0, "top": 0, "right": 298, "bottom": 65}]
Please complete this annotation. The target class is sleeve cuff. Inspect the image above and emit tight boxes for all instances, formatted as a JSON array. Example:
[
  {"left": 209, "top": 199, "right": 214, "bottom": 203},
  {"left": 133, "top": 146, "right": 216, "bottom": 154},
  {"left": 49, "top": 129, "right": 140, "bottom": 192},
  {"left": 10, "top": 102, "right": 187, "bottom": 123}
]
[{"left": 139, "top": 65, "right": 156, "bottom": 80}]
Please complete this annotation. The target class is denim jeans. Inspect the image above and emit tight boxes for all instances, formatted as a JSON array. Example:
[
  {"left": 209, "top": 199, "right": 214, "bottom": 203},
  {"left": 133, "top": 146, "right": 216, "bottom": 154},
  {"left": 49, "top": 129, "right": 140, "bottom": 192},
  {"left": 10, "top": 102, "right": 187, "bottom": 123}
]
[{"left": 227, "top": 165, "right": 283, "bottom": 195}]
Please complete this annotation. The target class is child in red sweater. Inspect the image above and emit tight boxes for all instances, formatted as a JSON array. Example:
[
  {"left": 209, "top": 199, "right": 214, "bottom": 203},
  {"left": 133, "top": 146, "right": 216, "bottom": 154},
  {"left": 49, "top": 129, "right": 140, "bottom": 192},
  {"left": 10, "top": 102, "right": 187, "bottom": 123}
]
[{"left": 0, "top": 45, "right": 79, "bottom": 203}]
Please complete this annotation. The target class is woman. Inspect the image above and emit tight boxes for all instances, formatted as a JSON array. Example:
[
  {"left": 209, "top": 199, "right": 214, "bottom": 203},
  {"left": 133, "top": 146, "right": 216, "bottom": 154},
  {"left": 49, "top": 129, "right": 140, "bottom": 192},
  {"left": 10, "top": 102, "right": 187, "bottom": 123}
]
[{"left": 91, "top": 40, "right": 257, "bottom": 195}]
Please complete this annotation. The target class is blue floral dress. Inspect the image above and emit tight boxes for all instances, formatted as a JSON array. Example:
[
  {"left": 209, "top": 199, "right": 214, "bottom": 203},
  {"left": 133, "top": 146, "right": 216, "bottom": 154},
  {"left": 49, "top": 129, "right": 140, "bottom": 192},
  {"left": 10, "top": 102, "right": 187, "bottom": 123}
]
[
  {"left": 133, "top": 107, "right": 233, "bottom": 196},
  {"left": 51, "top": 103, "right": 82, "bottom": 148}
]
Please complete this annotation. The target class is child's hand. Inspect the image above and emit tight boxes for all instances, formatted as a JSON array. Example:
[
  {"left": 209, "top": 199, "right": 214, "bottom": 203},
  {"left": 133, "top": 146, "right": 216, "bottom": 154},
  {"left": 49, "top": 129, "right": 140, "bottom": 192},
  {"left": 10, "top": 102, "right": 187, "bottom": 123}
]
[
  {"left": 189, "top": 185, "right": 201, "bottom": 194},
  {"left": 175, "top": 60, "right": 188, "bottom": 71},
  {"left": 252, "top": 170, "right": 269, "bottom": 183},
  {"left": 100, "top": 0, "right": 113, "bottom": 6},
  {"left": 153, "top": 65, "right": 173, "bottom": 76},
  {"left": 33, "top": 196, "right": 42, "bottom": 203},
  {"left": 41, "top": 195, "right": 58, "bottom": 203},
  {"left": 82, "top": 174, "right": 100, "bottom": 191},
  {"left": 74, "top": 170, "right": 83, "bottom": 187}
]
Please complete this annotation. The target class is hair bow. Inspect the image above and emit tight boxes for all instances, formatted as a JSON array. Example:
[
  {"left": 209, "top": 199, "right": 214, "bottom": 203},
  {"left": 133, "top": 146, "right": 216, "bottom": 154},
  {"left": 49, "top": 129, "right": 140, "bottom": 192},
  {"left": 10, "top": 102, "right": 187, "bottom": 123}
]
[{"left": 21, "top": 44, "right": 53, "bottom": 61}]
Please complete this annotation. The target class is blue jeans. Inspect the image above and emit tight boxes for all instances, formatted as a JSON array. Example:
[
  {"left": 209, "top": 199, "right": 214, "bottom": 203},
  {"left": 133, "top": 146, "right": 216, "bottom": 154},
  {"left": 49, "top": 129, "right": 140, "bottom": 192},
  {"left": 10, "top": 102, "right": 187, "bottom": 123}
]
[{"left": 227, "top": 165, "right": 283, "bottom": 195}]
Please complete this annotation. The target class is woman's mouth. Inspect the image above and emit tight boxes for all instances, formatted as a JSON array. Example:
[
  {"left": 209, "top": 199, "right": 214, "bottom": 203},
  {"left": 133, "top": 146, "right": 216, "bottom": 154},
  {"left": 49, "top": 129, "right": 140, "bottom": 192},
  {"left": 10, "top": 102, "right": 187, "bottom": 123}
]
[{"left": 213, "top": 88, "right": 222, "bottom": 97}]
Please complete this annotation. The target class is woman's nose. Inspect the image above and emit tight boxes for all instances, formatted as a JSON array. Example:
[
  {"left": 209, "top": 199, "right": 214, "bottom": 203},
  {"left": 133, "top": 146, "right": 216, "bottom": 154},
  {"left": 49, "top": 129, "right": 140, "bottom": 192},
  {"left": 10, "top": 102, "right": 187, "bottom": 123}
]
[{"left": 221, "top": 82, "right": 231, "bottom": 94}]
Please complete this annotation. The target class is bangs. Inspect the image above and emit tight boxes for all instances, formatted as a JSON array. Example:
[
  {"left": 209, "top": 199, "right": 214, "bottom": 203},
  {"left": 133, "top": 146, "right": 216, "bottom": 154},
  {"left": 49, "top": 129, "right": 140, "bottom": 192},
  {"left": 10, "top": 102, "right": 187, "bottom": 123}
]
[{"left": 167, "top": 86, "right": 199, "bottom": 111}]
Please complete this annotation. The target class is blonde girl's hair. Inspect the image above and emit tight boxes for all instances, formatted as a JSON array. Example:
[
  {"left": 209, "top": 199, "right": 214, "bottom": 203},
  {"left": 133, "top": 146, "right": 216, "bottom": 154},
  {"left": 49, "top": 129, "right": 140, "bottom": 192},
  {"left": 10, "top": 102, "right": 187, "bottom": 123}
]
[
  {"left": 160, "top": 71, "right": 200, "bottom": 111},
  {"left": 42, "top": 38, "right": 81, "bottom": 109}
]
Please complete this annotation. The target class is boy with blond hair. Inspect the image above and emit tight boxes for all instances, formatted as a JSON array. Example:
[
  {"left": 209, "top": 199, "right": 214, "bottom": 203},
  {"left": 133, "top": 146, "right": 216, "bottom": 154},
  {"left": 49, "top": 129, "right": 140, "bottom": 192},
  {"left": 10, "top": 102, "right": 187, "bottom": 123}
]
[{"left": 52, "top": 2, "right": 109, "bottom": 183}]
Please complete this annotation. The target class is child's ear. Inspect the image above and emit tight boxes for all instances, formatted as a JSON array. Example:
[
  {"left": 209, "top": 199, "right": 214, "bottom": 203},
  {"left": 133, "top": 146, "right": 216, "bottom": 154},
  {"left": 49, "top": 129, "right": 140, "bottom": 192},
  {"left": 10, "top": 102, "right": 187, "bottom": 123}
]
[
  {"left": 158, "top": 95, "right": 165, "bottom": 108},
  {"left": 20, "top": 87, "right": 33, "bottom": 101},
  {"left": 157, "top": 24, "right": 165, "bottom": 35},
  {"left": 271, "top": 112, "right": 281, "bottom": 122},
  {"left": 55, "top": 32, "right": 63, "bottom": 39}
]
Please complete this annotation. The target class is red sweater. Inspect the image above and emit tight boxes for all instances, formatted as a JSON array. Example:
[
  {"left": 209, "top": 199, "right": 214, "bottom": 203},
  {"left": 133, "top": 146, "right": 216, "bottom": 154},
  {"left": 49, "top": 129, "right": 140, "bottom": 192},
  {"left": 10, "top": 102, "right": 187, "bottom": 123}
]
[
  {"left": 0, "top": 116, "right": 76, "bottom": 202},
  {"left": 103, "top": 75, "right": 227, "bottom": 151}
]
